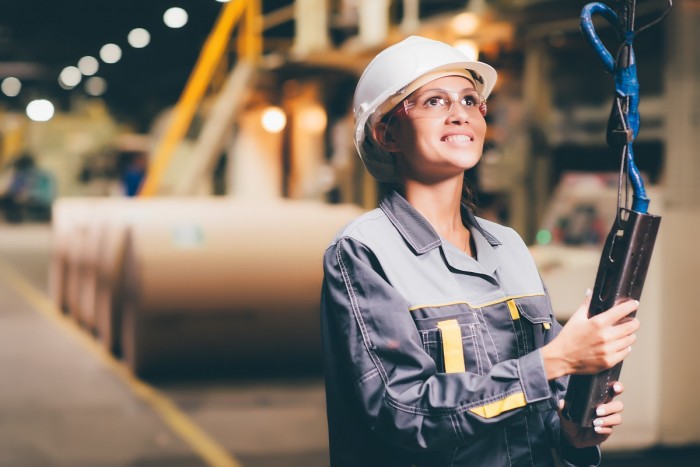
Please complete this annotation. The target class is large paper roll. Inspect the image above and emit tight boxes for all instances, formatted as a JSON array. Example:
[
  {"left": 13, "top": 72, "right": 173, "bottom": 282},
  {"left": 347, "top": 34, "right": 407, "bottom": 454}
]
[
  {"left": 113, "top": 199, "right": 361, "bottom": 375},
  {"left": 93, "top": 198, "right": 220, "bottom": 354},
  {"left": 50, "top": 198, "right": 103, "bottom": 316}
]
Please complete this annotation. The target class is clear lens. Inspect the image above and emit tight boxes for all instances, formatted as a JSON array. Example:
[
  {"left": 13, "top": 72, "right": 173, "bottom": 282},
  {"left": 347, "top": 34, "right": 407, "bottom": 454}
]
[{"left": 403, "top": 89, "right": 485, "bottom": 118}]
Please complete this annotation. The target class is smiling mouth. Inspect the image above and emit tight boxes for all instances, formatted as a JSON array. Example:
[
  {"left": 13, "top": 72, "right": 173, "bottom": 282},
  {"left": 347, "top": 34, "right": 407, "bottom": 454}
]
[{"left": 441, "top": 135, "right": 474, "bottom": 142}]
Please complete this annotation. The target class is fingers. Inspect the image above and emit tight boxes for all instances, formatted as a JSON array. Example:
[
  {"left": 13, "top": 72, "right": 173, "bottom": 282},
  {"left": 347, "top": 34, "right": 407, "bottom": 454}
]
[
  {"left": 609, "top": 332, "right": 637, "bottom": 354},
  {"left": 594, "top": 412, "right": 622, "bottom": 429},
  {"left": 595, "top": 299, "right": 639, "bottom": 326},
  {"left": 583, "top": 288, "right": 593, "bottom": 305},
  {"left": 596, "top": 399, "right": 623, "bottom": 417},
  {"left": 570, "top": 292, "right": 594, "bottom": 322},
  {"left": 609, "top": 317, "right": 641, "bottom": 339},
  {"left": 593, "top": 394, "right": 624, "bottom": 432},
  {"left": 604, "top": 319, "right": 639, "bottom": 359},
  {"left": 604, "top": 346, "right": 632, "bottom": 368},
  {"left": 579, "top": 289, "right": 593, "bottom": 311},
  {"left": 595, "top": 414, "right": 622, "bottom": 430}
]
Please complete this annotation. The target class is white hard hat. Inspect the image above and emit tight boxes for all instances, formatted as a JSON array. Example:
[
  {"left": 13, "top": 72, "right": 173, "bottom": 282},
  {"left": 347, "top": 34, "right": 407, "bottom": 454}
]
[{"left": 353, "top": 36, "right": 497, "bottom": 183}]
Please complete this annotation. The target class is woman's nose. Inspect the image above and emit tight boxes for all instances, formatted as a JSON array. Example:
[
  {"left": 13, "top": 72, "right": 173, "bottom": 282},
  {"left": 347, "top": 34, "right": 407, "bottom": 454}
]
[{"left": 447, "top": 101, "right": 470, "bottom": 124}]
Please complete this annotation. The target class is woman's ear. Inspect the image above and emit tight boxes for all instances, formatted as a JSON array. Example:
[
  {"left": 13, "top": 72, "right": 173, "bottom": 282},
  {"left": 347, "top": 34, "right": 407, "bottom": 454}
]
[
  {"left": 372, "top": 121, "right": 400, "bottom": 152},
  {"left": 479, "top": 101, "right": 487, "bottom": 117}
]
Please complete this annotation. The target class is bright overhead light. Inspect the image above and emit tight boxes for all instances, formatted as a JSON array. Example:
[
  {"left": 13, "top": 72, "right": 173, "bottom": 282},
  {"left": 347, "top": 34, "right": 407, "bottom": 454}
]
[
  {"left": 100, "top": 43, "right": 122, "bottom": 64},
  {"left": 78, "top": 56, "right": 99, "bottom": 76},
  {"left": 452, "top": 12, "right": 480, "bottom": 36},
  {"left": 163, "top": 7, "right": 188, "bottom": 29},
  {"left": 1, "top": 77, "right": 21, "bottom": 97},
  {"left": 216, "top": 0, "right": 231, "bottom": 3},
  {"left": 85, "top": 77, "right": 107, "bottom": 97},
  {"left": 128, "top": 28, "right": 151, "bottom": 48},
  {"left": 59, "top": 66, "right": 82, "bottom": 88},
  {"left": 261, "top": 107, "right": 286, "bottom": 133},
  {"left": 26, "top": 99, "right": 55, "bottom": 122},
  {"left": 299, "top": 105, "right": 327, "bottom": 134}
]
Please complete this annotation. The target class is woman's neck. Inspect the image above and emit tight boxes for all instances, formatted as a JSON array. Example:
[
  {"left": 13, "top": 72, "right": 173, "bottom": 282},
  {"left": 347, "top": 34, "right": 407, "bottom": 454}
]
[{"left": 403, "top": 176, "right": 465, "bottom": 239}]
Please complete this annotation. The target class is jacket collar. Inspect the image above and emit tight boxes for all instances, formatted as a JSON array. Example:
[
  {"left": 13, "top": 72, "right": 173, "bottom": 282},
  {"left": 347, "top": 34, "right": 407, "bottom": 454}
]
[{"left": 379, "top": 190, "right": 501, "bottom": 256}]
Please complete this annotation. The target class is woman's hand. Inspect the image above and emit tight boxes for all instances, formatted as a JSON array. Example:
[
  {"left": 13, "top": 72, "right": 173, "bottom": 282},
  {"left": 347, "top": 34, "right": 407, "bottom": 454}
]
[
  {"left": 540, "top": 291, "right": 640, "bottom": 379},
  {"left": 558, "top": 382, "right": 626, "bottom": 448}
]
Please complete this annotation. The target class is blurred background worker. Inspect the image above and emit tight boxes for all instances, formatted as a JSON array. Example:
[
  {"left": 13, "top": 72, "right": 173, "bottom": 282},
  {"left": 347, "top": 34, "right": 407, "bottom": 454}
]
[
  {"left": 118, "top": 150, "right": 147, "bottom": 197},
  {"left": 0, "top": 153, "right": 56, "bottom": 222}
]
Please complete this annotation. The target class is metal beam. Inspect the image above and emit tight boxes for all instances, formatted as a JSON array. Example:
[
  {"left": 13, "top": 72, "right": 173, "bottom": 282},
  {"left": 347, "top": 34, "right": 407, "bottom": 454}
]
[
  {"left": 173, "top": 61, "right": 256, "bottom": 195},
  {"left": 138, "top": 0, "right": 248, "bottom": 197}
]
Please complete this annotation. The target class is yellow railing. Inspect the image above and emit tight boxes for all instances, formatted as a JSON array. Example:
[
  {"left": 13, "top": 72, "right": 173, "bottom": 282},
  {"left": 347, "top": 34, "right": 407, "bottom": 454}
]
[{"left": 139, "top": 0, "right": 262, "bottom": 197}]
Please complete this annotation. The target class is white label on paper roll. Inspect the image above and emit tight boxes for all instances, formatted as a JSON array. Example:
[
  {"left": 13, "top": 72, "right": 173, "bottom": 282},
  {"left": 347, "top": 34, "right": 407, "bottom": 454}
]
[{"left": 171, "top": 224, "right": 204, "bottom": 248}]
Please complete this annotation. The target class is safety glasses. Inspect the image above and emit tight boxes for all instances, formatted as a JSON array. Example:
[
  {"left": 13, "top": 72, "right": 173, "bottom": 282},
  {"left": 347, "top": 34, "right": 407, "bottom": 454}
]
[{"left": 400, "top": 89, "right": 487, "bottom": 118}]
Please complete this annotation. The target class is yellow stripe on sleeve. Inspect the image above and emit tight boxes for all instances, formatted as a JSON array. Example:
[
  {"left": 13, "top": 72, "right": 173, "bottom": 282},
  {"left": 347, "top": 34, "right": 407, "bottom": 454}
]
[
  {"left": 437, "top": 319, "right": 466, "bottom": 373},
  {"left": 468, "top": 392, "right": 527, "bottom": 419}
]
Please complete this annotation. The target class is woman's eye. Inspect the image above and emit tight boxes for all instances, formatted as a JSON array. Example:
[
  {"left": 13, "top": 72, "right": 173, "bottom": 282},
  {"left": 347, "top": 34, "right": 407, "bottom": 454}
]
[
  {"left": 424, "top": 97, "right": 446, "bottom": 107},
  {"left": 462, "top": 95, "right": 478, "bottom": 106}
]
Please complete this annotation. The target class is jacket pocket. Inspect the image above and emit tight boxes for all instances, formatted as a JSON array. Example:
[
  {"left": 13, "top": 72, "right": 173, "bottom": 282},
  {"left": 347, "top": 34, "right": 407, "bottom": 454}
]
[
  {"left": 509, "top": 296, "right": 553, "bottom": 350},
  {"left": 414, "top": 310, "right": 489, "bottom": 375}
]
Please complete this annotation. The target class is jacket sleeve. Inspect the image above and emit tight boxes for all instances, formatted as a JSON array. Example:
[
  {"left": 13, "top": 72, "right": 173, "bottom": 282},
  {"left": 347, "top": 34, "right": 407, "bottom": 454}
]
[
  {"left": 540, "top": 283, "right": 601, "bottom": 467},
  {"left": 322, "top": 236, "right": 556, "bottom": 451}
]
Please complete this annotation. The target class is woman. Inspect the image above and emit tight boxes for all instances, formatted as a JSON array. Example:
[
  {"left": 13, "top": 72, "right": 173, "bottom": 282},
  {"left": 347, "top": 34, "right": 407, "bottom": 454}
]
[{"left": 320, "top": 36, "right": 639, "bottom": 467}]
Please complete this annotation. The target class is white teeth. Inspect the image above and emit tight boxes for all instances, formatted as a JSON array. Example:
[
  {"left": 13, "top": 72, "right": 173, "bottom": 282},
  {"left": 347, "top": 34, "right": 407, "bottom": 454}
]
[{"left": 442, "top": 135, "right": 473, "bottom": 142}]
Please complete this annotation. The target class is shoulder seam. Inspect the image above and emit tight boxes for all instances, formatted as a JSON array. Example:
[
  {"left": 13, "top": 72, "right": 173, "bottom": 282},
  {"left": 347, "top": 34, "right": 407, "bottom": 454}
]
[{"left": 337, "top": 208, "right": 386, "bottom": 238}]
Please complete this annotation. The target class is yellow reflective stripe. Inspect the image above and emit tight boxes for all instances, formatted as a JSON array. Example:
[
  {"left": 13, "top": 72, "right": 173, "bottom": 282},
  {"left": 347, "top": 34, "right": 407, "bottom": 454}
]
[
  {"left": 507, "top": 299, "right": 520, "bottom": 320},
  {"left": 408, "top": 293, "right": 545, "bottom": 312},
  {"left": 437, "top": 319, "right": 466, "bottom": 373},
  {"left": 475, "top": 293, "right": 545, "bottom": 309},
  {"left": 543, "top": 322, "right": 551, "bottom": 330},
  {"left": 468, "top": 392, "right": 527, "bottom": 419}
]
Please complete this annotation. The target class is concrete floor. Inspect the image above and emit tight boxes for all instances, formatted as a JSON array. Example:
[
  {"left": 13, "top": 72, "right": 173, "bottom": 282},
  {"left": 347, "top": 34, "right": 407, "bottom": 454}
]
[
  {"left": 0, "top": 224, "right": 329, "bottom": 467},
  {"left": 1, "top": 223, "right": 698, "bottom": 467}
]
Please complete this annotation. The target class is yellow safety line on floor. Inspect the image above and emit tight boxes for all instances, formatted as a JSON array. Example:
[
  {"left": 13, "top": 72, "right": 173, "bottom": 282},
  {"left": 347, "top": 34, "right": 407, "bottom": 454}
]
[{"left": 0, "top": 260, "right": 243, "bottom": 467}]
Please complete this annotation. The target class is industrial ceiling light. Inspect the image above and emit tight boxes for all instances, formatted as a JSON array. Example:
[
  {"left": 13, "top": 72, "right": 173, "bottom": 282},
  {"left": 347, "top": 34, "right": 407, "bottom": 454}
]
[
  {"left": 261, "top": 107, "right": 287, "bottom": 133},
  {"left": 100, "top": 43, "right": 123, "bottom": 64},
  {"left": 452, "top": 0, "right": 488, "bottom": 37},
  {"left": 299, "top": 105, "right": 327, "bottom": 134},
  {"left": 59, "top": 66, "right": 82, "bottom": 88},
  {"left": 85, "top": 77, "right": 108, "bottom": 97},
  {"left": 1, "top": 77, "right": 21, "bottom": 97},
  {"left": 128, "top": 28, "right": 151, "bottom": 48},
  {"left": 451, "top": 12, "right": 480, "bottom": 36},
  {"left": 78, "top": 56, "right": 99, "bottom": 76},
  {"left": 26, "top": 99, "right": 55, "bottom": 122},
  {"left": 163, "top": 7, "right": 189, "bottom": 29}
]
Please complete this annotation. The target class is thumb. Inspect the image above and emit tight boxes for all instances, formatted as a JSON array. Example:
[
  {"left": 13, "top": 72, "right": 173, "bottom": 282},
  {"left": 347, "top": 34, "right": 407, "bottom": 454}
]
[{"left": 571, "top": 289, "right": 593, "bottom": 321}]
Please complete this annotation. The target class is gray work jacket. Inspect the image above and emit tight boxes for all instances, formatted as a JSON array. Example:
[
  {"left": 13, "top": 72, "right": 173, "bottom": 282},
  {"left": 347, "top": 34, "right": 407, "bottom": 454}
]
[{"left": 320, "top": 190, "right": 600, "bottom": 467}]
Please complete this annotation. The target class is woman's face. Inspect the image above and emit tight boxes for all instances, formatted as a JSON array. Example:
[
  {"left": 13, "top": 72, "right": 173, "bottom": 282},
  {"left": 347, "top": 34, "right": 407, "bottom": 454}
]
[{"left": 384, "top": 75, "right": 487, "bottom": 184}]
